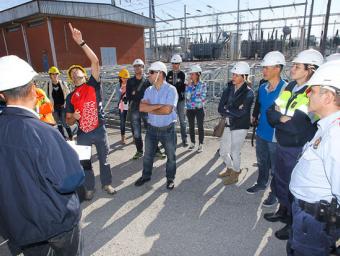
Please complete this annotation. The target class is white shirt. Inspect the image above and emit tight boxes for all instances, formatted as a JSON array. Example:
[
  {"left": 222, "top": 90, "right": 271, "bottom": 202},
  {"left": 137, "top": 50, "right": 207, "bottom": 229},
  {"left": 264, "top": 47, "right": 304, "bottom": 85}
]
[
  {"left": 290, "top": 110, "right": 340, "bottom": 203},
  {"left": 6, "top": 105, "right": 40, "bottom": 118}
]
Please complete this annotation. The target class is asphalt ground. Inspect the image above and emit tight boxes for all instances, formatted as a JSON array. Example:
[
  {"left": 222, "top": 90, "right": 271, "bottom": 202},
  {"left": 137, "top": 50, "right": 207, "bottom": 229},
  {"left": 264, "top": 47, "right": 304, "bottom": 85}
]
[{"left": 0, "top": 127, "right": 287, "bottom": 256}]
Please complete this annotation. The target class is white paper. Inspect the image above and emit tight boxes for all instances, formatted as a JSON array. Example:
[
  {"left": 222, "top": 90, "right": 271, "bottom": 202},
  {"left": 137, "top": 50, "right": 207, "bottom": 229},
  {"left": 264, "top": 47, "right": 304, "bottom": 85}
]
[{"left": 67, "top": 141, "right": 92, "bottom": 160}]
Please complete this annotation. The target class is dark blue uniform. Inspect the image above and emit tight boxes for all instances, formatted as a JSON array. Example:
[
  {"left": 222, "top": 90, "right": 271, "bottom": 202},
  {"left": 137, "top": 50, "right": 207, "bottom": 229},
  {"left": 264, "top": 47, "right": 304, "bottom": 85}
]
[{"left": 0, "top": 107, "right": 84, "bottom": 248}]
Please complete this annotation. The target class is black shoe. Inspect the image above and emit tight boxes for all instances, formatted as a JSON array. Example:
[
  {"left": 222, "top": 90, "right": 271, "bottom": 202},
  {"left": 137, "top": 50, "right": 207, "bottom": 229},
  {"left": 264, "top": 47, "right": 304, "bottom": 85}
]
[
  {"left": 246, "top": 184, "right": 266, "bottom": 194},
  {"left": 84, "top": 190, "right": 95, "bottom": 201},
  {"left": 182, "top": 141, "right": 188, "bottom": 147},
  {"left": 263, "top": 205, "right": 288, "bottom": 223},
  {"left": 274, "top": 224, "right": 291, "bottom": 240},
  {"left": 166, "top": 180, "right": 175, "bottom": 190},
  {"left": 134, "top": 177, "right": 151, "bottom": 187},
  {"left": 262, "top": 192, "right": 278, "bottom": 207}
]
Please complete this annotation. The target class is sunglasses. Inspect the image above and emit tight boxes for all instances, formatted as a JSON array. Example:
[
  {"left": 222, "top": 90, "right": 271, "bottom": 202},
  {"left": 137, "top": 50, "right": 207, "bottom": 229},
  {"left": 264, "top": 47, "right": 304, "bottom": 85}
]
[
  {"left": 51, "top": 73, "right": 59, "bottom": 75},
  {"left": 172, "top": 63, "right": 179, "bottom": 65},
  {"left": 134, "top": 65, "right": 143, "bottom": 68},
  {"left": 149, "top": 70, "right": 159, "bottom": 75}
]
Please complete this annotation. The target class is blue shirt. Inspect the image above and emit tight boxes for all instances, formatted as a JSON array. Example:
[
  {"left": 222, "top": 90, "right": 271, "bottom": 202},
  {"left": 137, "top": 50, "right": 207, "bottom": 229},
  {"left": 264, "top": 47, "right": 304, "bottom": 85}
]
[
  {"left": 143, "top": 82, "right": 178, "bottom": 127},
  {"left": 256, "top": 79, "right": 287, "bottom": 142},
  {"left": 290, "top": 111, "right": 340, "bottom": 203},
  {"left": 185, "top": 81, "right": 207, "bottom": 109}
]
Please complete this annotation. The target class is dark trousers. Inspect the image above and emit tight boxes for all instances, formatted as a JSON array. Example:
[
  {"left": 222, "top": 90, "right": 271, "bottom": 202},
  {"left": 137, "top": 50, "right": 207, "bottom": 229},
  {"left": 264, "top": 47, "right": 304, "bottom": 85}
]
[
  {"left": 119, "top": 110, "right": 128, "bottom": 136},
  {"left": 186, "top": 108, "right": 205, "bottom": 144},
  {"left": 77, "top": 125, "right": 112, "bottom": 190},
  {"left": 142, "top": 123, "right": 177, "bottom": 180},
  {"left": 176, "top": 100, "right": 187, "bottom": 143},
  {"left": 20, "top": 223, "right": 82, "bottom": 256},
  {"left": 255, "top": 135, "right": 277, "bottom": 188},
  {"left": 53, "top": 108, "right": 73, "bottom": 139},
  {"left": 275, "top": 144, "right": 302, "bottom": 210},
  {"left": 287, "top": 199, "right": 340, "bottom": 256},
  {"left": 130, "top": 111, "right": 148, "bottom": 153}
]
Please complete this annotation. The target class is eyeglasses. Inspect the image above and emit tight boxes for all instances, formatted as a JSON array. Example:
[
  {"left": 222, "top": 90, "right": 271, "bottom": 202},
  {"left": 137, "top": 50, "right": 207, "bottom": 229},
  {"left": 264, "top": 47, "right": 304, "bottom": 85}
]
[
  {"left": 171, "top": 63, "right": 179, "bottom": 65},
  {"left": 148, "top": 70, "right": 159, "bottom": 75},
  {"left": 51, "top": 73, "right": 59, "bottom": 75},
  {"left": 134, "top": 65, "right": 143, "bottom": 68}
]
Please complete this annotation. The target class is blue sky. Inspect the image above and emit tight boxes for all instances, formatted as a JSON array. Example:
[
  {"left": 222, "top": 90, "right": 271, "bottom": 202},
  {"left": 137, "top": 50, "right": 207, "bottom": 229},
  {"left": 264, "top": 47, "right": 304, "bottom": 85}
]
[{"left": 1, "top": 0, "right": 339, "bottom": 44}]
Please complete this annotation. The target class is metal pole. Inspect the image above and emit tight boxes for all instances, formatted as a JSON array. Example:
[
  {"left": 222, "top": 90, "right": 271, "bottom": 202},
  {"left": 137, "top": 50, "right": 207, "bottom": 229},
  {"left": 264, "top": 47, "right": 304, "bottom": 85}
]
[
  {"left": 236, "top": 0, "right": 240, "bottom": 59},
  {"left": 257, "top": 10, "right": 261, "bottom": 42},
  {"left": 1, "top": 28, "right": 9, "bottom": 55},
  {"left": 300, "top": 0, "right": 308, "bottom": 51},
  {"left": 149, "top": 0, "right": 152, "bottom": 49},
  {"left": 184, "top": 5, "right": 187, "bottom": 54},
  {"left": 47, "top": 17, "right": 57, "bottom": 67},
  {"left": 320, "top": 0, "right": 332, "bottom": 55},
  {"left": 21, "top": 24, "right": 31, "bottom": 65},
  {"left": 306, "top": 0, "right": 314, "bottom": 48}
]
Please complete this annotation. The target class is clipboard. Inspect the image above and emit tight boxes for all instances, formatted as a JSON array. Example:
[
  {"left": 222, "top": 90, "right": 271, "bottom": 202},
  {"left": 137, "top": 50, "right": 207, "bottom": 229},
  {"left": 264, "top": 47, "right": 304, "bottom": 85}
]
[{"left": 67, "top": 141, "right": 92, "bottom": 160}]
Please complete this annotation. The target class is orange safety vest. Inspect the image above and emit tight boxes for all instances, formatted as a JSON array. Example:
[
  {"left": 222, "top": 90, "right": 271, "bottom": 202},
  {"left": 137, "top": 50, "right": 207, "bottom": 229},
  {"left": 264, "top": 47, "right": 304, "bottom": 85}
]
[{"left": 35, "top": 88, "right": 56, "bottom": 125}]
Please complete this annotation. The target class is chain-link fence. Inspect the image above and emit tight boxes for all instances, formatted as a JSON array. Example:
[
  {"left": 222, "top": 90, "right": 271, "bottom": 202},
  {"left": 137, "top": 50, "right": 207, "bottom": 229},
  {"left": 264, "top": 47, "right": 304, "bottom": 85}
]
[{"left": 34, "top": 61, "right": 293, "bottom": 129}]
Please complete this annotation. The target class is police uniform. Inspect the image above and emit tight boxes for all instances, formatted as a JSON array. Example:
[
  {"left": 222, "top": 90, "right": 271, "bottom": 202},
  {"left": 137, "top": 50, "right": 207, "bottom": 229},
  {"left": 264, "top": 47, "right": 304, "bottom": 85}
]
[
  {"left": 267, "top": 81, "right": 317, "bottom": 212},
  {"left": 289, "top": 110, "right": 340, "bottom": 255}
]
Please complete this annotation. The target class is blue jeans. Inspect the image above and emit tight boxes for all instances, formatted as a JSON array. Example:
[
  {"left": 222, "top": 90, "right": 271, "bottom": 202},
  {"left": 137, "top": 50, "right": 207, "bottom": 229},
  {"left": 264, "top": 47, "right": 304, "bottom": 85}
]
[
  {"left": 255, "top": 135, "right": 277, "bottom": 188},
  {"left": 142, "top": 123, "right": 177, "bottom": 180},
  {"left": 287, "top": 199, "right": 340, "bottom": 256},
  {"left": 119, "top": 110, "right": 128, "bottom": 136},
  {"left": 177, "top": 100, "right": 187, "bottom": 143},
  {"left": 130, "top": 111, "right": 148, "bottom": 152},
  {"left": 77, "top": 125, "right": 112, "bottom": 190}
]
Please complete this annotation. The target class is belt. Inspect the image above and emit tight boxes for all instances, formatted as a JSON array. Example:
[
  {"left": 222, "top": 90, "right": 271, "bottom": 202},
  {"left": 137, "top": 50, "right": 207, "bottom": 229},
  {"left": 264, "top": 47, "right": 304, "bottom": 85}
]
[
  {"left": 298, "top": 199, "right": 323, "bottom": 218},
  {"left": 148, "top": 123, "right": 175, "bottom": 131},
  {"left": 298, "top": 199, "right": 340, "bottom": 226}
]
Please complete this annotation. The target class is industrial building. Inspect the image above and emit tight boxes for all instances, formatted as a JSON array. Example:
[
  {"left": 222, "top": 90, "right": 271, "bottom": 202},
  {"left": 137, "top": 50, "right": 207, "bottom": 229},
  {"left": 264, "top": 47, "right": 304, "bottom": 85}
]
[{"left": 0, "top": 0, "right": 154, "bottom": 71}]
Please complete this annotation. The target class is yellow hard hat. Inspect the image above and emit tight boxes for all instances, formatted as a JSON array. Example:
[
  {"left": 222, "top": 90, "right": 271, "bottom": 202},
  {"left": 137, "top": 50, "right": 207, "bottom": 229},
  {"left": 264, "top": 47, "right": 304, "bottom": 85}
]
[
  {"left": 118, "top": 68, "right": 130, "bottom": 79},
  {"left": 67, "top": 64, "right": 87, "bottom": 81},
  {"left": 48, "top": 66, "right": 60, "bottom": 74}
]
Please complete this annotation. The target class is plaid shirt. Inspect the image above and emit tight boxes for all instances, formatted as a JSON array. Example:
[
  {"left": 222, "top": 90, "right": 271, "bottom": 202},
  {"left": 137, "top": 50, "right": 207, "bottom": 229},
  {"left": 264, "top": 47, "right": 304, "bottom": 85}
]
[{"left": 185, "top": 81, "right": 207, "bottom": 109}]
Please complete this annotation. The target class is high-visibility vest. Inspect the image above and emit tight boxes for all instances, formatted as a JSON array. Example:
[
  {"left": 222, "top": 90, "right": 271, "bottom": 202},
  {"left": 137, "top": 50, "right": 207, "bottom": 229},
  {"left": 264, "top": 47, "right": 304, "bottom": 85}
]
[
  {"left": 35, "top": 88, "right": 56, "bottom": 125},
  {"left": 274, "top": 88, "right": 309, "bottom": 117}
]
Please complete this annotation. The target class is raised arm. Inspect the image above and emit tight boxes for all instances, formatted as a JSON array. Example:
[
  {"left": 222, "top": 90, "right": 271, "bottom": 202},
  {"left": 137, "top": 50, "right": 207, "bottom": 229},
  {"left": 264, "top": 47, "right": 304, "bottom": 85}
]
[{"left": 68, "top": 23, "right": 100, "bottom": 81}]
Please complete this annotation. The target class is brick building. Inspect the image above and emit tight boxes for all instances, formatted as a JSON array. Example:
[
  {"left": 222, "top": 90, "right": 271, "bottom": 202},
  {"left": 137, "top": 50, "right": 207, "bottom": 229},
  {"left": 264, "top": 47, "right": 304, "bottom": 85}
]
[{"left": 0, "top": 0, "right": 154, "bottom": 71}]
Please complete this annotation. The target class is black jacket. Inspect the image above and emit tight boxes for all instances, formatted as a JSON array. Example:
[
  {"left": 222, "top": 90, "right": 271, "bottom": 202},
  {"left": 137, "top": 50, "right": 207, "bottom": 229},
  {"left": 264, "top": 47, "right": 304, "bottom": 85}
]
[
  {"left": 266, "top": 81, "right": 317, "bottom": 147},
  {"left": 166, "top": 70, "right": 186, "bottom": 101},
  {"left": 126, "top": 76, "right": 151, "bottom": 112},
  {"left": 0, "top": 107, "right": 84, "bottom": 247},
  {"left": 218, "top": 82, "right": 254, "bottom": 130}
]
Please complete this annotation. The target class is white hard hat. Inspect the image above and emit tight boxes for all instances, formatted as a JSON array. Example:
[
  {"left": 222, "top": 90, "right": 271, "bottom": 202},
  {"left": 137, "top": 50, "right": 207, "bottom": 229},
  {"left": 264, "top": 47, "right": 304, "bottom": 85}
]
[
  {"left": 306, "top": 60, "right": 340, "bottom": 90},
  {"left": 148, "top": 61, "right": 167, "bottom": 74},
  {"left": 292, "top": 49, "right": 324, "bottom": 66},
  {"left": 189, "top": 64, "right": 202, "bottom": 73},
  {"left": 0, "top": 55, "right": 38, "bottom": 91},
  {"left": 132, "top": 58, "right": 145, "bottom": 66},
  {"left": 326, "top": 53, "right": 340, "bottom": 62},
  {"left": 231, "top": 61, "right": 250, "bottom": 75},
  {"left": 171, "top": 54, "right": 182, "bottom": 63},
  {"left": 261, "top": 51, "right": 286, "bottom": 66}
]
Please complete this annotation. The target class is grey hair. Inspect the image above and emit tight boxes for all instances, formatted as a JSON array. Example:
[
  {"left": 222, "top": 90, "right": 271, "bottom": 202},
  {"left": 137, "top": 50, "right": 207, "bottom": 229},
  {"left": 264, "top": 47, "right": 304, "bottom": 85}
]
[{"left": 1, "top": 82, "right": 34, "bottom": 101}]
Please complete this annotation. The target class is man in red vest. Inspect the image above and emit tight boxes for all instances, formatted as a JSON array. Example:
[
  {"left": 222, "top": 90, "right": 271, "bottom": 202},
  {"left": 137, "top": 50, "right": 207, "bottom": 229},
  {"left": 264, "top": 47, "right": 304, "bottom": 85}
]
[{"left": 66, "top": 23, "right": 116, "bottom": 200}]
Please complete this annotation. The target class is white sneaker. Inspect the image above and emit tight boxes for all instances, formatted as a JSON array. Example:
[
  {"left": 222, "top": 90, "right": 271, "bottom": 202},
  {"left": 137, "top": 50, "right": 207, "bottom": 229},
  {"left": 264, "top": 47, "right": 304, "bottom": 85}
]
[
  {"left": 188, "top": 143, "right": 195, "bottom": 150},
  {"left": 197, "top": 144, "right": 203, "bottom": 153}
]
